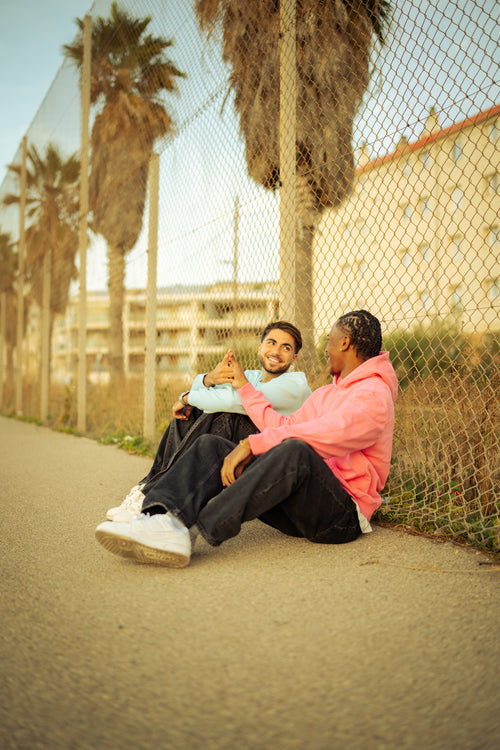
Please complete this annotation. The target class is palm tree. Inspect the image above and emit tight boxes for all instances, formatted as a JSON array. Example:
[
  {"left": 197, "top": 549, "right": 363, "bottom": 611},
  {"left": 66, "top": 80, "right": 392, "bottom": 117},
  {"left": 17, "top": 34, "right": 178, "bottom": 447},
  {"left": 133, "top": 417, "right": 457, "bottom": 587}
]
[
  {"left": 196, "top": 0, "right": 390, "bottom": 376},
  {"left": 64, "top": 2, "right": 186, "bottom": 381},
  {"left": 5, "top": 143, "right": 80, "bottom": 311},
  {"left": 0, "top": 230, "right": 18, "bottom": 386},
  {"left": 3, "top": 143, "right": 80, "bottom": 368},
  {"left": 0, "top": 230, "right": 16, "bottom": 291}
]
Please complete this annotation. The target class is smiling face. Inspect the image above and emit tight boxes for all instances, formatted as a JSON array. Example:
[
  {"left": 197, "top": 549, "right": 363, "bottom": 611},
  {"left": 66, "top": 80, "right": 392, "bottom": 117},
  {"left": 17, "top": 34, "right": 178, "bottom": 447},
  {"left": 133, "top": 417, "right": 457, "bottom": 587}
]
[{"left": 258, "top": 328, "right": 298, "bottom": 377}]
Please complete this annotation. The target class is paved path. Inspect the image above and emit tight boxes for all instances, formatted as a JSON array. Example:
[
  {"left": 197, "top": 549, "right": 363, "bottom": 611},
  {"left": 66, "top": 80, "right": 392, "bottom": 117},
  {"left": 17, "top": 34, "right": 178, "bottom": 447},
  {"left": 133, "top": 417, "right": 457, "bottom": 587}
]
[{"left": 1, "top": 415, "right": 499, "bottom": 750}]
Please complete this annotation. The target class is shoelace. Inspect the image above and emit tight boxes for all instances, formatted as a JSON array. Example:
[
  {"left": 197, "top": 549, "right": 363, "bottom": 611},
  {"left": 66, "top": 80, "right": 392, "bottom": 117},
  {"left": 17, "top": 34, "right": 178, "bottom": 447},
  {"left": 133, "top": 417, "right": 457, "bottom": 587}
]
[{"left": 122, "top": 487, "right": 142, "bottom": 510}]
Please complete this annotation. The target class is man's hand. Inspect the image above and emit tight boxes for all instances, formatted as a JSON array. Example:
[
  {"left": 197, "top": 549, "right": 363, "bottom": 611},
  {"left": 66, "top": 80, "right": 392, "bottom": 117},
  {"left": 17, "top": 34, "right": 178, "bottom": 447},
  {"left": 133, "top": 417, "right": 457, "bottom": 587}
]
[
  {"left": 203, "top": 350, "right": 236, "bottom": 387},
  {"left": 172, "top": 399, "right": 193, "bottom": 420},
  {"left": 220, "top": 438, "right": 253, "bottom": 486},
  {"left": 230, "top": 355, "right": 249, "bottom": 389}
]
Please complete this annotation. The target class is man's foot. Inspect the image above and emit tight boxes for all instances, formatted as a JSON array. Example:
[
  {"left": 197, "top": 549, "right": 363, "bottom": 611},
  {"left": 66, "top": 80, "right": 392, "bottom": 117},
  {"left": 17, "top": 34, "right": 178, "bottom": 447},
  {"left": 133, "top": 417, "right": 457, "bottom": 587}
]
[
  {"left": 106, "top": 484, "right": 145, "bottom": 522},
  {"left": 95, "top": 513, "right": 191, "bottom": 568}
]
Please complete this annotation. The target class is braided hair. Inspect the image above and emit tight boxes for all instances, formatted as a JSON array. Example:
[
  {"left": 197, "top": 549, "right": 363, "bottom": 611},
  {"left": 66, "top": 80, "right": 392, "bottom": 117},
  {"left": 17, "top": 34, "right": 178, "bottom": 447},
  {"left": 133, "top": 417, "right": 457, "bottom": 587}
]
[{"left": 337, "top": 310, "right": 382, "bottom": 360}]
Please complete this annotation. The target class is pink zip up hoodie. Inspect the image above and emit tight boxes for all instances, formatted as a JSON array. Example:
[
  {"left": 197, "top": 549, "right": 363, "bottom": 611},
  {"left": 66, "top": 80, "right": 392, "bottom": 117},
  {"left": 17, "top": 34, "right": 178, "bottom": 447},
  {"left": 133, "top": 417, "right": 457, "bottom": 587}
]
[{"left": 239, "top": 351, "right": 398, "bottom": 522}]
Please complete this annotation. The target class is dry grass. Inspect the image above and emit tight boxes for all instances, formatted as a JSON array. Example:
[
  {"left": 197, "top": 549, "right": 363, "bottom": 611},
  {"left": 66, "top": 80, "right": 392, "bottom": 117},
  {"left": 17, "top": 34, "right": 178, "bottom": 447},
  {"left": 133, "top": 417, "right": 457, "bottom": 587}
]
[{"left": 381, "top": 372, "right": 500, "bottom": 553}]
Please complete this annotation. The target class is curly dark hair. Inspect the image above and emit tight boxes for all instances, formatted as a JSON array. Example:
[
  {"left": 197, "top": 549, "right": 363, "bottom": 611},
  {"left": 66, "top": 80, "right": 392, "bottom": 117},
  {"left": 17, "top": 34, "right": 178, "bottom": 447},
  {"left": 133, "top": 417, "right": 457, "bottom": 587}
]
[
  {"left": 260, "top": 321, "right": 303, "bottom": 353},
  {"left": 337, "top": 310, "right": 382, "bottom": 360}
]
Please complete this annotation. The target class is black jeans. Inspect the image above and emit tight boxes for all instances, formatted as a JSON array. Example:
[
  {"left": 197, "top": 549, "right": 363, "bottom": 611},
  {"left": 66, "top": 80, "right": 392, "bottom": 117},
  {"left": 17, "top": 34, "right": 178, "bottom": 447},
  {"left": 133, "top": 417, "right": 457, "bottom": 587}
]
[
  {"left": 141, "top": 435, "right": 361, "bottom": 547},
  {"left": 139, "top": 409, "right": 258, "bottom": 490}
]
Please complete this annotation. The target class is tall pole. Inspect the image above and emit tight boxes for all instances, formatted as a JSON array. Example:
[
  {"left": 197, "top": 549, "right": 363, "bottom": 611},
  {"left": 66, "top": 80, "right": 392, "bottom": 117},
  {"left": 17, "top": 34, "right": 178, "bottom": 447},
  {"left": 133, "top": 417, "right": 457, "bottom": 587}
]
[
  {"left": 0, "top": 292, "right": 5, "bottom": 408},
  {"left": 232, "top": 194, "right": 239, "bottom": 347},
  {"left": 77, "top": 14, "right": 91, "bottom": 434},
  {"left": 279, "top": 0, "right": 296, "bottom": 323},
  {"left": 15, "top": 135, "right": 27, "bottom": 417},
  {"left": 40, "top": 249, "right": 51, "bottom": 422},
  {"left": 143, "top": 153, "right": 159, "bottom": 442}
]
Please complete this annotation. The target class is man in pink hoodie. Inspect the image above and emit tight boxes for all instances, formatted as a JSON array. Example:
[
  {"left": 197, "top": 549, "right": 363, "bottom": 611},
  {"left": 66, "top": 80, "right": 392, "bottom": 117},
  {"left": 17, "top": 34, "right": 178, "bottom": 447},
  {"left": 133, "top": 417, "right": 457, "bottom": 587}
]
[{"left": 95, "top": 310, "right": 398, "bottom": 568}]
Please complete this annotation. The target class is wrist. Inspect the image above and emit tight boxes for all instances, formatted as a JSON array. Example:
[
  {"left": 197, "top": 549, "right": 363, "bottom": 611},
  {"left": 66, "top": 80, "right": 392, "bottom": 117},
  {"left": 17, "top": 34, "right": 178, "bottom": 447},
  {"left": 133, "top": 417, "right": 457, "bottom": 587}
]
[
  {"left": 203, "top": 373, "right": 213, "bottom": 387},
  {"left": 239, "top": 438, "right": 252, "bottom": 453},
  {"left": 179, "top": 391, "right": 190, "bottom": 406}
]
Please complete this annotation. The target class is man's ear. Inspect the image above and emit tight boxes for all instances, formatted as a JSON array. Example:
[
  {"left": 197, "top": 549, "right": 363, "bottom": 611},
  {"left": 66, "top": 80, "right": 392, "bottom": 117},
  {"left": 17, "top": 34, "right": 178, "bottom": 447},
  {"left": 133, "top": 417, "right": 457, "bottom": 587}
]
[{"left": 340, "top": 335, "right": 351, "bottom": 352}]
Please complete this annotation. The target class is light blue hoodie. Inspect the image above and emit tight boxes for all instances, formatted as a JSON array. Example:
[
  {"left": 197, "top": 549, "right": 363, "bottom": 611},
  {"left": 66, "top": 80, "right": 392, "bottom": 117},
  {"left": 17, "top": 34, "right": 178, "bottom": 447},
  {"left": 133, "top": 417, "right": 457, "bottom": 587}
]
[{"left": 187, "top": 370, "right": 311, "bottom": 416}]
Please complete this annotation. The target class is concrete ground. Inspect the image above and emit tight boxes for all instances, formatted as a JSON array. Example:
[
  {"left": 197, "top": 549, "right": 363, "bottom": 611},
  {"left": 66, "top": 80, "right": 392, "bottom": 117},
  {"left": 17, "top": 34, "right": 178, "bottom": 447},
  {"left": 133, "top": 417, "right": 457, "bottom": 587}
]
[{"left": 1, "top": 415, "right": 499, "bottom": 750}]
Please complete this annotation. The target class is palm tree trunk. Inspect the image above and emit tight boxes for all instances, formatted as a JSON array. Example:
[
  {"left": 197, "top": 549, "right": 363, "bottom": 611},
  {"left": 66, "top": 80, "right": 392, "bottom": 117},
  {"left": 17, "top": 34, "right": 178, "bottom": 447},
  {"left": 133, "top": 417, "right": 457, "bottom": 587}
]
[
  {"left": 295, "top": 173, "right": 321, "bottom": 382},
  {"left": 108, "top": 244, "right": 126, "bottom": 381}
]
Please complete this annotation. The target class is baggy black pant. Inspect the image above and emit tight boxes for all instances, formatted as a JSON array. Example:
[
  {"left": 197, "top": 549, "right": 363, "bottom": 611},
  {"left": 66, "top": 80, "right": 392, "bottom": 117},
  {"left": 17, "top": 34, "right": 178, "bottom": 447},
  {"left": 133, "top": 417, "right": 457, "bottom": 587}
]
[
  {"left": 141, "top": 435, "right": 361, "bottom": 547},
  {"left": 139, "top": 409, "right": 258, "bottom": 492}
]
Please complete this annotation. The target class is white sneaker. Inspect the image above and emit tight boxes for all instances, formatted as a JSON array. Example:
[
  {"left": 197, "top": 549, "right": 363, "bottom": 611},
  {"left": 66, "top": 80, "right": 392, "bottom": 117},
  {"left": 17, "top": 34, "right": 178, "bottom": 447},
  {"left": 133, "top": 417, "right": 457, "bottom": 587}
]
[
  {"left": 106, "top": 484, "right": 145, "bottom": 522},
  {"left": 95, "top": 513, "right": 191, "bottom": 568}
]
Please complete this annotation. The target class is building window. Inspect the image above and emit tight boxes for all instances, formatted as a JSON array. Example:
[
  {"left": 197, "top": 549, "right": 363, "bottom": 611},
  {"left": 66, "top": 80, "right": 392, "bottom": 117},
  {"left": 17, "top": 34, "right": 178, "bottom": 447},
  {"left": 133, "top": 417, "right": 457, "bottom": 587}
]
[
  {"left": 484, "top": 172, "right": 499, "bottom": 195},
  {"left": 486, "top": 278, "right": 499, "bottom": 302},
  {"left": 357, "top": 177, "right": 367, "bottom": 194},
  {"left": 357, "top": 260, "right": 367, "bottom": 277},
  {"left": 488, "top": 120, "right": 499, "bottom": 143},
  {"left": 420, "top": 196, "right": 430, "bottom": 216},
  {"left": 449, "top": 187, "right": 463, "bottom": 213},
  {"left": 400, "top": 203, "right": 412, "bottom": 222},
  {"left": 400, "top": 295, "right": 412, "bottom": 316},
  {"left": 343, "top": 223, "right": 353, "bottom": 240},
  {"left": 421, "top": 151, "right": 430, "bottom": 168},
  {"left": 401, "top": 249, "right": 412, "bottom": 268},
  {"left": 343, "top": 263, "right": 352, "bottom": 278},
  {"left": 486, "top": 225, "right": 499, "bottom": 247},
  {"left": 419, "top": 290, "right": 432, "bottom": 311},
  {"left": 419, "top": 243, "right": 431, "bottom": 262},
  {"left": 449, "top": 235, "right": 463, "bottom": 263},
  {"left": 451, "top": 139, "right": 463, "bottom": 162},
  {"left": 450, "top": 285, "right": 463, "bottom": 312},
  {"left": 357, "top": 220, "right": 367, "bottom": 237}
]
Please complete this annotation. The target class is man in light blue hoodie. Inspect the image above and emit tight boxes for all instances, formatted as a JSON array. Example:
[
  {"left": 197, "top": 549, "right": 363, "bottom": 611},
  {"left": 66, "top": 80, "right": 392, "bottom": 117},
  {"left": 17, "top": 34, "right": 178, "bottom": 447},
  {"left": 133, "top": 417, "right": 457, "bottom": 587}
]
[{"left": 105, "top": 321, "right": 311, "bottom": 522}]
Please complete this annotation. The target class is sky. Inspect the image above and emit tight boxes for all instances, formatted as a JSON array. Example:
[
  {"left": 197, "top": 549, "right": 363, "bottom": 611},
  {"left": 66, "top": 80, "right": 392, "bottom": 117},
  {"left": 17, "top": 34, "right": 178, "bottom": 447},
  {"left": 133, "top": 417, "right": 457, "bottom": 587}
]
[
  {"left": 1, "top": 0, "right": 497, "bottom": 185},
  {"left": 0, "top": 0, "right": 92, "bottom": 182},
  {"left": 0, "top": 0, "right": 498, "bottom": 292}
]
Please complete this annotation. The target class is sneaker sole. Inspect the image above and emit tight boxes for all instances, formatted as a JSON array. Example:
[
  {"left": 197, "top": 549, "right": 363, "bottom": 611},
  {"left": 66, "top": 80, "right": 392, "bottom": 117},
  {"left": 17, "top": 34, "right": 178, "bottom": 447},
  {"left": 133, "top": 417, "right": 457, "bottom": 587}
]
[
  {"left": 95, "top": 528, "right": 190, "bottom": 568},
  {"left": 131, "top": 540, "right": 190, "bottom": 568},
  {"left": 95, "top": 528, "right": 136, "bottom": 559}
]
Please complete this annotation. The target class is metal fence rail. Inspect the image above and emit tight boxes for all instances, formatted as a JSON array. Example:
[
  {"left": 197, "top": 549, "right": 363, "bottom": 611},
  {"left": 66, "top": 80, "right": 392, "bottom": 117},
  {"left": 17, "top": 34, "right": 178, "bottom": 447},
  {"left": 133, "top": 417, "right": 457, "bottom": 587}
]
[{"left": 0, "top": 0, "right": 498, "bottom": 553}]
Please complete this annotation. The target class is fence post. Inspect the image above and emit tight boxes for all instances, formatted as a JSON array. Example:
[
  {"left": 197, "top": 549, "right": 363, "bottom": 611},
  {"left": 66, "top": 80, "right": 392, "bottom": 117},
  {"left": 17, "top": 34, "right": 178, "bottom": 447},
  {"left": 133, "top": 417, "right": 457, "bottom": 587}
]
[
  {"left": 0, "top": 292, "right": 5, "bottom": 408},
  {"left": 77, "top": 14, "right": 91, "bottom": 434},
  {"left": 279, "top": 0, "right": 297, "bottom": 323},
  {"left": 232, "top": 194, "right": 239, "bottom": 347},
  {"left": 40, "top": 249, "right": 51, "bottom": 423},
  {"left": 143, "top": 152, "right": 160, "bottom": 442},
  {"left": 15, "top": 136, "right": 27, "bottom": 417}
]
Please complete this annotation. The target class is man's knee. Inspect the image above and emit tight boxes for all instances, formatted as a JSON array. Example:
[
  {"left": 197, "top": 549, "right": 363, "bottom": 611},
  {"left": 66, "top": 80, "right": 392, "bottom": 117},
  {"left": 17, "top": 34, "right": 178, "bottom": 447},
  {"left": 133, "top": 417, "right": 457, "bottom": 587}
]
[
  {"left": 194, "top": 433, "right": 233, "bottom": 456},
  {"left": 194, "top": 433, "right": 221, "bottom": 449},
  {"left": 272, "top": 438, "right": 312, "bottom": 460}
]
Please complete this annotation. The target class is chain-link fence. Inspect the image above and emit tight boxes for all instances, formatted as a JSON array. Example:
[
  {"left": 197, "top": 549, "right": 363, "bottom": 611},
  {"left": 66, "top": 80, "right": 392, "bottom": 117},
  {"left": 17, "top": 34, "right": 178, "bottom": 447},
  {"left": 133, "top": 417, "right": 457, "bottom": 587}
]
[{"left": 0, "top": 0, "right": 498, "bottom": 553}]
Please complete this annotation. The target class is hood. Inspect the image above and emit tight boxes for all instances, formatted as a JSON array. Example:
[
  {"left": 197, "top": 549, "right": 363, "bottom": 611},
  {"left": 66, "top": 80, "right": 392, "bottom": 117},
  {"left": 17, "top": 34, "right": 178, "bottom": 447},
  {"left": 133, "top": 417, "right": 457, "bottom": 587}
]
[{"left": 335, "top": 351, "right": 398, "bottom": 402}]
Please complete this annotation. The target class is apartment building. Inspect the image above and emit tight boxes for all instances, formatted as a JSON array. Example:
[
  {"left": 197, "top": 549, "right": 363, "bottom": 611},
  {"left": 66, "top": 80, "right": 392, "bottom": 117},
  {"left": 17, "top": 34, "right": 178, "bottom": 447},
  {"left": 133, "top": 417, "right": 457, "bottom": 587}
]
[
  {"left": 313, "top": 105, "right": 500, "bottom": 333},
  {"left": 51, "top": 282, "right": 278, "bottom": 384}
]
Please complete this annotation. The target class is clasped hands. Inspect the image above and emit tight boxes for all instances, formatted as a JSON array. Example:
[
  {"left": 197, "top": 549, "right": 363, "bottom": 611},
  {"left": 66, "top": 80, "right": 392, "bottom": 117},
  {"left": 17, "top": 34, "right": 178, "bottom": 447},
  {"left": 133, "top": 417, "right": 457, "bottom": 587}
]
[
  {"left": 202, "top": 349, "right": 248, "bottom": 389},
  {"left": 172, "top": 349, "right": 248, "bottom": 420}
]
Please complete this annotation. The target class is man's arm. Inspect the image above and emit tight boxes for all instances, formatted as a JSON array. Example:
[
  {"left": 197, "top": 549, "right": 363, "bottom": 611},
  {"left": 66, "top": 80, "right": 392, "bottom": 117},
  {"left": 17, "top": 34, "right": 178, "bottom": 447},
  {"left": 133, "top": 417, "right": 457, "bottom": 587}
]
[
  {"left": 172, "top": 350, "right": 238, "bottom": 419},
  {"left": 187, "top": 354, "right": 248, "bottom": 414},
  {"left": 248, "top": 381, "right": 392, "bottom": 459},
  {"left": 230, "top": 357, "right": 292, "bottom": 429}
]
